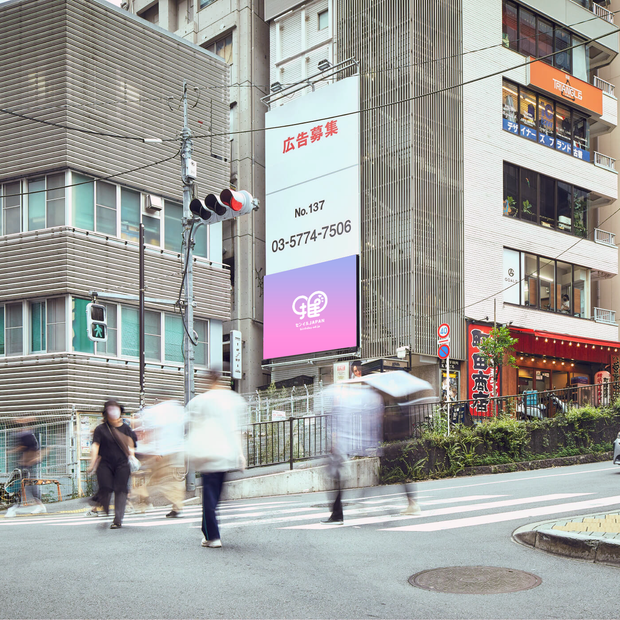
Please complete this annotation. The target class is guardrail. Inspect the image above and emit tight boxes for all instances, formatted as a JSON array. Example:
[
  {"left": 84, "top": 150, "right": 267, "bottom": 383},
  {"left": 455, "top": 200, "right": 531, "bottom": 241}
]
[
  {"left": 594, "top": 307, "right": 618, "bottom": 325},
  {"left": 594, "top": 228, "right": 616, "bottom": 246},
  {"left": 592, "top": 2, "right": 614, "bottom": 23},
  {"left": 594, "top": 151, "right": 617, "bottom": 172},
  {"left": 594, "top": 75, "right": 616, "bottom": 97}
]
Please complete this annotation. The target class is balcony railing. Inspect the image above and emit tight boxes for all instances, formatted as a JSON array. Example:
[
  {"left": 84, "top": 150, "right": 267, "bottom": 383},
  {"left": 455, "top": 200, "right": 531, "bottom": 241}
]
[
  {"left": 594, "top": 307, "right": 617, "bottom": 325},
  {"left": 594, "top": 151, "right": 617, "bottom": 171},
  {"left": 593, "top": 2, "right": 614, "bottom": 23},
  {"left": 594, "top": 228, "right": 616, "bottom": 246},
  {"left": 594, "top": 75, "right": 616, "bottom": 97}
]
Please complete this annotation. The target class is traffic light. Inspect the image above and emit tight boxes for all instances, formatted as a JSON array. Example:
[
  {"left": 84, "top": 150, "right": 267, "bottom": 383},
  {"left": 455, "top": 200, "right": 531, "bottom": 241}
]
[
  {"left": 190, "top": 189, "right": 256, "bottom": 224},
  {"left": 86, "top": 302, "right": 107, "bottom": 343}
]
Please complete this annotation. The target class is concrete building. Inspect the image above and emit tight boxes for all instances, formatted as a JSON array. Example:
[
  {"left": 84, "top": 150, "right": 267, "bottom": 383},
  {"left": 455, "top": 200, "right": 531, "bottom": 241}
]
[
  {"left": 0, "top": 0, "right": 232, "bottom": 415},
  {"left": 126, "top": 0, "right": 271, "bottom": 393}
]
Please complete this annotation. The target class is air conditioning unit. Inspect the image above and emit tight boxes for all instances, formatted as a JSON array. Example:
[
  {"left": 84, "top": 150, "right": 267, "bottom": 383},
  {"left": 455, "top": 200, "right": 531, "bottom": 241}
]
[{"left": 146, "top": 195, "right": 163, "bottom": 211}]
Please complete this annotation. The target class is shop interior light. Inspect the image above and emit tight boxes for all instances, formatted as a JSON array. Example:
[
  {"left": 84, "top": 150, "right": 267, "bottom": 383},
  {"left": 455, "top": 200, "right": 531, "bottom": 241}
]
[
  {"left": 561, "top": 362, "right": 565, "bottom": 365},
  {"left": 561, "top": 341, "right": 564, "bottom": 345},
  {"left": 571, "top": 363, "right": 575, "bottom": 367},
  {"left": 577, "top": 343, "right": 580, "bottom": 347},
  {"left": 520, "top": 356, "right": 524, "bottom": 360},
  {"left": 531, "top": 358, "right": 535, "bottom": 362},
  {"left": 545, "top": 338, "right": 548, "bottom": 342},
  {"left": 569, "top": 342, "right": 572, "bottom": 346},
  {"left": 553, "top": 340, "right": 556, "bottom": 344},
  {"left": 536, "top": 337, "right": 539, "bottom": 340},
  {"left": 552, "top": 360, "right": 556, "bottom": 364}
]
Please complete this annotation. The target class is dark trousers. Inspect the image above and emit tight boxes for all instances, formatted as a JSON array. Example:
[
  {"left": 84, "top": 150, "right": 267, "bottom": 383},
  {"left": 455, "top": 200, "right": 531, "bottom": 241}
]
[
  {"left": 201, "top": 472, "right": 226, "bottom": 541},
  {"left": 330, "top": 470, "right": 344, "bottom": 521},
  {"left": 97, "top": 461, "right": 130, "bottom": 526}
]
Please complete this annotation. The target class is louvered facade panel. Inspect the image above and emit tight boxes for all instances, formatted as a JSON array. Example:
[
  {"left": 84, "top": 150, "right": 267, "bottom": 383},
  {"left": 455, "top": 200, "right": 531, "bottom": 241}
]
[
  {"left": 0, "top": 353, "right": 218, "bottom": 414},
  {"left": 0, "top": 228, "right": 230, "bottom": 321}
]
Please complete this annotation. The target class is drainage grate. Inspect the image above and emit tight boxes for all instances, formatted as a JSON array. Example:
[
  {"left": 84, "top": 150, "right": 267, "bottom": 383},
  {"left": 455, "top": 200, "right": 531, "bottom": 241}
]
[{"left": 409, "top": 566, "right": 542, "bottom": 594}]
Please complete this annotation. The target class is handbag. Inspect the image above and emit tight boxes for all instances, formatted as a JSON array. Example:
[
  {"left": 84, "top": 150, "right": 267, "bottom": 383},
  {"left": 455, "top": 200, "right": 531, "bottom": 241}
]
[{"left": 106, "top": 423, "right": 141, "bottom": 473}]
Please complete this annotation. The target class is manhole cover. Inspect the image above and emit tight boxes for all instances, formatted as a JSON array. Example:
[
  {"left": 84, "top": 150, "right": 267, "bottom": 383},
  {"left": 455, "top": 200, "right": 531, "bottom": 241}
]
[{"left": 408, "top": 566, "right": 542, "bottom": 594}]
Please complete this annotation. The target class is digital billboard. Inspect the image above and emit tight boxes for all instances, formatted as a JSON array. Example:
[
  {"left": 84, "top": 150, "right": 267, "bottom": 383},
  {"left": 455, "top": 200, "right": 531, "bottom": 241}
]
[
  {"left": 263, "top": 75, "right": 360, "bottom": 359},
  {"left": 263, "top": 255, "right": 358, "bottom": 360}
]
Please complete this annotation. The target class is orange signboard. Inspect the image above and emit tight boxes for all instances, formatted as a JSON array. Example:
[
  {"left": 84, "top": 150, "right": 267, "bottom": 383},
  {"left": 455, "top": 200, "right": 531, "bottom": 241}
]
[{"left": 529, "top": 60, "right": 603, "bottom": 116}]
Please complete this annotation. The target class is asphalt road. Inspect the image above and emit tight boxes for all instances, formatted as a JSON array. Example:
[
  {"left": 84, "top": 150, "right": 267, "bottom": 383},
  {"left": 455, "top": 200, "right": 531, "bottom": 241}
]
[{"left": 2, "top": 461, "right": 620, "bottom": 619}]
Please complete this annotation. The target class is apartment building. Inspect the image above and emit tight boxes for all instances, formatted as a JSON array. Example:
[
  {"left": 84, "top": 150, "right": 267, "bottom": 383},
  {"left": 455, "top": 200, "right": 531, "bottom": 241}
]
[
  {"left": 126, "top": 0, "right": 270, "bottom": 392},
  {"left": 0, "top": 0, "right": 231, "bottom": 415}
]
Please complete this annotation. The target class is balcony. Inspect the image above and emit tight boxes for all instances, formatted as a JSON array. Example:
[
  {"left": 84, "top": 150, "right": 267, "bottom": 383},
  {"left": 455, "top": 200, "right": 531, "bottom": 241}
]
[
  {"left": 594, "top": 228, "right": 616, "bottom": 246},
  {"left": 591, "top": 2, "right": 614, "bottom": 23},
  {"left": 594, "top": 307, "right": 618, "bottom": 325},
  {"left": 594, "top": 75, "right": 616, "bottom": 97},
  {"left": 594, "top": 151, "right": 617, "bottom": 172}
]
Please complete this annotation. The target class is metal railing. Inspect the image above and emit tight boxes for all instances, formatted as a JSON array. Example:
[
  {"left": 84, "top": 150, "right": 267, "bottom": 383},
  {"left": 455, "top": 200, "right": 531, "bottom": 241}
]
[
  {"left": 244, "top": 414, "right": 333, "bottom": 469},
  {"left": 592, "top": 2, "right": 614, "bottom": 23},
  {"left": 594, "top": 151, "right": 617, "bottom": 171},
  {"left": 594, "top": 75, "right": 616, "bottom": 97},
  {"left": 594, "top": 307, "right": 618, "bottom": 325},
  {"left": 594, "top": 228, "right": 616, "bottom": 246}
]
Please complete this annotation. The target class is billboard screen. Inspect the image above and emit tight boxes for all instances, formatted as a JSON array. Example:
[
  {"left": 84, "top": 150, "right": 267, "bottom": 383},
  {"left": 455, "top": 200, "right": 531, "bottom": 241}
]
[{"left": 263, "top": 255, "right": 358, "bottom": 360}]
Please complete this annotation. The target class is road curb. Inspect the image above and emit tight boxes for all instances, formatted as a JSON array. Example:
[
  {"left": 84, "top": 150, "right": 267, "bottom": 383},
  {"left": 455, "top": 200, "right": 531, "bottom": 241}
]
[{"left": 512, "top": 518, "right": 620, "bottom": 566}]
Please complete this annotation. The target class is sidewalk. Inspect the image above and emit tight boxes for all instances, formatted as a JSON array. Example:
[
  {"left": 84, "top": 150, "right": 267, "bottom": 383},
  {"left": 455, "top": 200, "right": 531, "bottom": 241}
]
[{"left": 513, "top": 511, "right": 620, "bottom": 566}]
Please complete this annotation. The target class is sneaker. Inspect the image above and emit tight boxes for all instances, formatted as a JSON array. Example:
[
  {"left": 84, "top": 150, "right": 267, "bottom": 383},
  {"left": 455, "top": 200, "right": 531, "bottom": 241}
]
[
  {"left": 166, "top": 510, "right": 182, "bottom": 518},
  {"left": 110, "top": 523, "right": 122, "bottom": 529},
  {"left": 5, "top": 505, "right": 18, "bottom": 518},
  {"left": 85, "top": 508, "right": 99, "bottom": 517},
  {"left": 31, "top": 504, "right": 47, "bottom": 514},
  {"left": 400, "top": 502, "right": 421, "bottom": 516},
  {"left": 201, "top": 537, "right": 222, "bottom": 548},
  {"left": 321, "top": 517, "right": 343, "bottom": 524},
  {"left": 125, "top": 504, "right": 136, "bottom": 515}
]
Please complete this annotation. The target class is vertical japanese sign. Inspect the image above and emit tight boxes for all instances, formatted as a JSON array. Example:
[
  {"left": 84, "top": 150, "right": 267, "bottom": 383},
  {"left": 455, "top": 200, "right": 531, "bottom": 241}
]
[
  {"left": 263, "top": 75, "right": 361, "bottom": 359},
  {"left": 467, "top": 324, "right": 497, "bottom": 417},
  {"left": 231, "top": 330, "right": 242, "bottom": 380},
  {"left": 611, "top": 355, "right": 620, "bottom": 401}
]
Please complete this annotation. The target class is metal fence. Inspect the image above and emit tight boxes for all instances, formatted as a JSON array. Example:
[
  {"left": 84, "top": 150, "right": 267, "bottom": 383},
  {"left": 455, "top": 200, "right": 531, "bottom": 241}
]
[{"left": 243, "top": 383, "right": 327, "bottom": 424}]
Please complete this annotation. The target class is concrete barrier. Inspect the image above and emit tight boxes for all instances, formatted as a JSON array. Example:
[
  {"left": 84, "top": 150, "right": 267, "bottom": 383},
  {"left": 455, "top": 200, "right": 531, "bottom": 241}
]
[{"left": 220, "top": 457, "right": 380, "bottom": 501}]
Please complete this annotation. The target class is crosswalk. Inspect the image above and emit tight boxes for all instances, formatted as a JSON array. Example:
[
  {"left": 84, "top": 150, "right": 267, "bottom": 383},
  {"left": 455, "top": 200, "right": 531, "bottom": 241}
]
[{"left": 3, "top": 489, "right": 620, "bottom": 533}]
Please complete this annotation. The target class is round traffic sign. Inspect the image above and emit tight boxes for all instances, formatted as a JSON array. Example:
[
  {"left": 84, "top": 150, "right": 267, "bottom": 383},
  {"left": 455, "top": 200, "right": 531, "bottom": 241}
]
[
  {"left": 438, "top": 323, "right": 450, "bottom": 339},
  {"left": 437, "top": 344, "right": 450, "bottom": 359}
]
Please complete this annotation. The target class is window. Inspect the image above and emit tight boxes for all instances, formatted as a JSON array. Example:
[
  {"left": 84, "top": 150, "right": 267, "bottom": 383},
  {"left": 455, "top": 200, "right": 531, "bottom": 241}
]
[
  {"left": 46, "top": 298, "right": 65, "bottom": 352},
  {"left": 554, "top": 28, "right": 571, "bottom": 73},
  {"left": 503, "top": 1, "right": 518, "bottom": 50},
  {"left": 2, "top": 181, "right": 22, "bottom": 235},
  {"left": 6, "top": 303, "right": 23, "bottom": 355},
  {"left": 507, "top": 250, "right": 590, "bottom": 317},
  {"left": 165, "top": 314, "right": 183, "bottom": 363},
  {"left": 143, "top": 213, "right": 160, "bottom": 247},
  {"left": 96, "top": 181, "right": 117, "bottom": 236},
  {"left": 28, "top": 174, "right": 65, "bottom": 231},
  {"left": 121, "top": 188, "right": 140, "bottom": 242},
  {"left": 72, "top": 173, "right": 94, "bottom": 230},
  {"left": 0, "top": 307, "right": 3, "bottom": 355},
  {"left": 573, "top": 36, "right": 588, "bottom": 81},
  {"left": 537, "top": 18, "right": 553, "bottom": 63},
  {"left": 121, "top": 306, "right": 139, "bottom": 358},
  {"left": 519, "top": 8, "right": 537, "bottom": 57},
  {"left": 145, "top": 310, "right": 161, "bottom": 361},
  {"left": 72, "top": 298, "right": 94, "bottom": 354},
  {"left": 164, "top": 201, "right": 183, "bottom": 253},
  {"left": 205, "top": 34, "right": 233, "bottom": 64},
  {"left": 194, "top": 319, "right": 208, "bottom": 366},
  {"left": 31, "top": 302, "right": 46, "bottom": 352},
  {"left": 502, "top": 162, "right": 590, "bottom": 236},
  {"left": 97, "top": 303, "right": 117, "bottom": 356},
  {"left": 502, "top": 80, "right": 591, "bottom": 162},
  {"left": 318, "top": 9, "right": 329, "bottom": 31}
]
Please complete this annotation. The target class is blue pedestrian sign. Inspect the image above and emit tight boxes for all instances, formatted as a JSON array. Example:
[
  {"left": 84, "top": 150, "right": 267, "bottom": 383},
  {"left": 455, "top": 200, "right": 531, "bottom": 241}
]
[{"left": 437, "top": 343, "right": 450, "bottom": 359}]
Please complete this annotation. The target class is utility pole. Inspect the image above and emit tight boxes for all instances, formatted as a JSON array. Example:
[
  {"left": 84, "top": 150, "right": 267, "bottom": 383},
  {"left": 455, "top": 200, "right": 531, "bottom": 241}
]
[{"left": 181, "top": 81, "right": 196, "bottom": 492}]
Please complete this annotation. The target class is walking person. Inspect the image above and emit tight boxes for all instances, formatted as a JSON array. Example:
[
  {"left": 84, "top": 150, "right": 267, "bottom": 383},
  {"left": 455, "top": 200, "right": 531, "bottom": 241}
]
[
  {"left": 87, "top": 400, "right": 137, "bottom": 529},
  {"left": 186, "top": 372, "right": 246, "bottom": 548},
  {"left": 6, "top": 417, "right": 47, "bottom": 517}
]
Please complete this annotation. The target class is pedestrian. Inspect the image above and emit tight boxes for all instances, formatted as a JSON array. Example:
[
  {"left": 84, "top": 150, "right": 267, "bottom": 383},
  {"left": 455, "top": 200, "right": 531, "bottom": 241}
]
[
  {"left": 321, "top": 383, "right": 383, "bottom": 524},
  {"left": 132, "top": 400, "right": 186, "bottom": 518},
  {"left": 6, "top": 417, "right": 47, "bottom": 517},
  {"left": 87, "top": 400, "right": 137, "bottom": 529},
  {"left": 186, "top": 371, "right": 246, "bottom": 548}
]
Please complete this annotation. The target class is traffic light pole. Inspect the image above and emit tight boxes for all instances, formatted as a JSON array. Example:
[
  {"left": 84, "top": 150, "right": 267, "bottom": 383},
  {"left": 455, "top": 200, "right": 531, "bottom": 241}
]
[
  {"left": 181, "top": 81, "right": 196, "bottom": 493},
  {"left": 139, "top": 222, "right": 145, "bottom": 410}
]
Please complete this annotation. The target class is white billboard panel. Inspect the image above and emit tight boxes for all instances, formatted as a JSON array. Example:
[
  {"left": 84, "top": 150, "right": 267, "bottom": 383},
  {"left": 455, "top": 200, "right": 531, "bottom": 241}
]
[{"left": 265, "top": 75, "right": 360, "bottom": 276}]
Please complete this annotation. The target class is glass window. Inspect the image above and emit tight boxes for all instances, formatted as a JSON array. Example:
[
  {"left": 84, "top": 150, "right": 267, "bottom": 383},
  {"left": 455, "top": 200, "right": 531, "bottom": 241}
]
[
  {"left": 72, "top": 298, "right": 94, "bottom": 354},
  {"left": 121, "top": 306, "right": 139, "bottom": 357},
  {"left": 555, "top": 28, "right": 572, "bottom": 73},
  {"left": 6, "top": 303, "right": 23, "bottom": 355},
  {"left": 318, "top": 9, "right": 329, "bottom": 31},
  {"left": 572, "top": 36, "right": 588, "bottom": 81},
  {"left": 47, "top": 173, "right": 65, "bottom": 227},
  {"left": 72, "top": 173, "right": 94, "bottom": 230},
  {"left": 28, "top": 178, "right": 46, "bottom": 231},
  {"left": 573, "top": 188, "right": 589, "bottom": 239},
  {"left": 555, "top": 104, "right": 572, "bottom": 152},
  {"left": 4, "top": 181, "right": 22, "bottom": 235},
  {"left": 537, "top": 96, "right": 555, "bottom": 147},
  {"left": 31, "top": 301, "right": 46, "bottom": 352},
  {"left": 539, "top": 175, "right": 555, "bottom": 229},
  {"left": 502, "top": 80, "right": 518, "bottom": 128},
  {"left": 557, "top": 182, "right": 572, "bottom": 232},
  {"left": 573, "top": 268, "right": 588, "bottom": 318},
  {"left": 522, "top": 254, "right": 538, "bottom": 307},
  {"left": 96, "top": 181, "right": 117, "bottom": 236},
  {"left": 503, "top": 163, "right": 519, "bottom": 217},
  {"left": 572, "top": 114, "right": 589, "bottom": 160},
  {"left": 194, "top": 227, "right": 208, "bottom": 258},
  {"left": 519, "top": 8, "right": 537, "bottom": 57},
  {"left": 502, "top": 1, "right": 518, "bottom": 51},
  {"left": 143, "top": 214, "right": 160, "bottom": 247},
  {"left": 0, "top": 306, "right": 4, "bottom": 355},
  {"left": 97, "top": 303, "right": 117, "bottom": 356},
  {"left": 145, "top": 310, "right": 161, "bottom": 361},
  {"left": 47, "top": 298, "right": 65, "bottom": 352},
  {"left": 557, "top": 262, "right": 572, "bottom": 314},
  {"left": 520, "top": 169, "right": 537, "bottom": 222},
  {"left": 539, "top": 259, "right": 555, "bottom": 311},
  {"left": 519, "top": 87, "right": 537, "bottom": 141},
  {"left": 121, "top": 189, "right": 140, "bottom": 242},
  {"left": 195, "top": 319, "right": 208, "bottom": 366},
  {"left": 164, "top": 314, "right": 183, "bottom": 363},
  {"left": 164, "top": 201, "right": 183, "bottom": 253},
  {"left": 537, "top": 17, "right": 553, "bottom": 62}
]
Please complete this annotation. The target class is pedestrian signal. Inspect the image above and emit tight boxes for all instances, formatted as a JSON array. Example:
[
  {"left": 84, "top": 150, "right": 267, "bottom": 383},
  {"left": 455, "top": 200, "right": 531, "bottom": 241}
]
[{"left": 86, "top": 302, "right": 107, "bottom": 343}]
